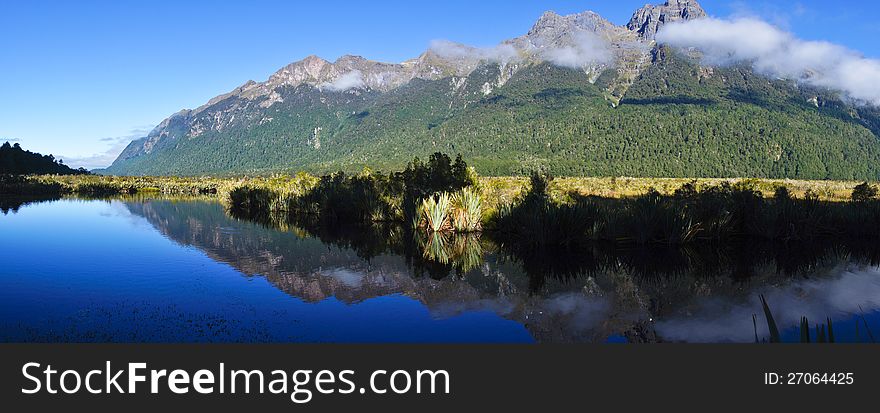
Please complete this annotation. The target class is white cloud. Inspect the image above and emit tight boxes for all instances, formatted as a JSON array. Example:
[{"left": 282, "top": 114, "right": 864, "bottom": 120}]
[
  {"left": 656, "top": 17, "right": 880, "bottom": 105},
  {"left": 654, "top": 268, "right": 880, "bottom": 343},
  {"left": 430, "top": 31, "right": 611, "bottom": 71},
  {"left": 539, "top": 31, "right": 612, "bottom": 69},
  {"left": 429, "top": 40, "right": 520, "bottom": 65},
  {"left": 319, "top": 70, "right": 365, "bottom": 92}
]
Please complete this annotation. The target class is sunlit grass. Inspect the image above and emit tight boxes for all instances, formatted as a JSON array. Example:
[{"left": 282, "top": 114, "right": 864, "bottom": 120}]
[
  {"left": 479, "top": 176, "right": 863, "bottom": 206},
  {"left": 3, "top": 174, "right": 868, "bottom": 203}
]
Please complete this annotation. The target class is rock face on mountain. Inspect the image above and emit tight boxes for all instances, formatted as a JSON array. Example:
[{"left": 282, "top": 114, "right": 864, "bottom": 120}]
[
  {"left": 103, "top": 0, "right": 880, "bottom": 181},
  {"left": 627, "top": 0, "right": 707, "bottom": 39},
  {"left": 506, "top": 11, "right": 644, "bottom": 85}
]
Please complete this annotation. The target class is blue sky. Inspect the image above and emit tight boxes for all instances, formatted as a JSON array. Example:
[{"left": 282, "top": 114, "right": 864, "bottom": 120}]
[{"left": 1, "top": 0, "right": 877, "bottom": 169}]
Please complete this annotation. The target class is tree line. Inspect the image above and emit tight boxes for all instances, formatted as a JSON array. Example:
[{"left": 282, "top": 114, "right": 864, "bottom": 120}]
[{"left": 0, "top": 141, "right": 89, "bottom": 175}]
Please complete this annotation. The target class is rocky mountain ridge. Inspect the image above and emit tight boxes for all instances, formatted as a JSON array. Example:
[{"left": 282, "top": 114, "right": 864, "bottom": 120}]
[
  {"left": 112, "top": 1, "right": 707, "bottom": 165},
  {"left": 104, "top": 1, "right": 880, "bottom": 182}
]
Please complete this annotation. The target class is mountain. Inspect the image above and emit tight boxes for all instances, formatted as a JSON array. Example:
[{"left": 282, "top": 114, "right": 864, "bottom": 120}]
[
  {"left": 627, "top": 0, "right": 707, "bottom": 39},
  {"left": 104, "top": 1, "right": 880, "bottom": 180},
  {"left": 1, "top": 141, "right": 89, "bottom": 175}
]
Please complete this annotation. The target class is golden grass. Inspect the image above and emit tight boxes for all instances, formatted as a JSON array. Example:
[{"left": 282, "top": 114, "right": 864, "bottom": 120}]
[
  {"left": 8, "top": 174, "right": 867, "bottom": 209},
  {"left": 477, "top": 176, "right": 863, "bottom": 213}
]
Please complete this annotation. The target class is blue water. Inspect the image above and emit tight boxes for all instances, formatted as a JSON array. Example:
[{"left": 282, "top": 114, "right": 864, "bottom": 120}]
[
  {"left": 0, "top": 199, "right": 532, "bottom": 342},
  {"left": 2, "top": 197, "right": 879, "bottom": 343}
]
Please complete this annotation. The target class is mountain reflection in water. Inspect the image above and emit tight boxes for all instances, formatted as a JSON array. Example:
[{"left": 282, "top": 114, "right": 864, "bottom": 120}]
[
  {"left": 2, "top": 196, "right": 879, "bottom": 342},
  {"left": 127, "top": 198, "right": 880, "bottom": 343}
]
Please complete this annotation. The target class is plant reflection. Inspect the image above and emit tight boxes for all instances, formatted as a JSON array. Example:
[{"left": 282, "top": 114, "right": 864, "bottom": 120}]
[{"left": 115, "top": 196, "right": 880, "bottom": 343}]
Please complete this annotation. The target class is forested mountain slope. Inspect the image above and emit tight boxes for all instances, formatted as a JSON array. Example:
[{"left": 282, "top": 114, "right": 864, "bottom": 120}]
[{"left": 103, "top": 1, "right": 880, "bottom": 180}]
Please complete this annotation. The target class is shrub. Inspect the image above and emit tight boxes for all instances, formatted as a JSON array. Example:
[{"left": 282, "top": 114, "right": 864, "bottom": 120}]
[
  {"left": 419, "top": 193, "right": 452, "bottom": 232},
  {"left": 774, "top": 186, "right": 792, "bottom": 201},
  {"left": 450, "top": 187, "right": 482, "bottom": 232},
  {"left": 489, "top": 173, "right": 600, "bottom": 251},
  {"left": 852, "top": 182, "right": 877, "bottom": 202}
]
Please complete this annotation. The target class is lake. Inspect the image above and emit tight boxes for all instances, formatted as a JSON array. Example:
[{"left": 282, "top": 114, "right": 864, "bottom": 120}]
[{"left": 1, "top": 196, "right": 879, "bottom": 343}]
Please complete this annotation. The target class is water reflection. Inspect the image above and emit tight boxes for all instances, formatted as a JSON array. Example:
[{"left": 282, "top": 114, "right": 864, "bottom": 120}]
[
  {"left": 655, "top": 269, "right": 880, "bottom": 342},
  {"left": 3, "top": 195, "right": 879, "bottom": 343},
  {"left": 0, "top": 194, "right": 60, "bottom": 214},
  {"left": 141, "top": 197, "right": 880, "bottom": 342}
]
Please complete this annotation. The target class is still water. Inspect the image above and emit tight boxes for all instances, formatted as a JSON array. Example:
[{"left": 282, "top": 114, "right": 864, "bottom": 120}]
[{"left": 1, "top": 196, "right": 879, "bottom": 343}]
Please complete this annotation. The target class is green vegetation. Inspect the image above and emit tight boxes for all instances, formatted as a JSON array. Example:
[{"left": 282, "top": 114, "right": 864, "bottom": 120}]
[
  {"left": 104, "top": 50, "right": 880, "bottom": 181},
  {"left": 0, "top": 174, "right": 234, "bottom": 196},
  {"left": 7, "top": 148, "right": 880, "bottom": 253},
  {"left": 1, "top": 141, "right": 88, "bottom": 175},
  {"left": 418, "top": 193, "right": 451, "bottom": 232},
  {"left": 852, "top": 181, "right": 878, "bottom": 202},
  {"left": 415, "top": 188, "right": 483, "bottom": 233},
  {"left": 8, "top": 154, "right": 880, "bottom": 245},
  {"left": 491, "top": 173, "right": 880, "bottom": 249},
  {"left": 449, "top": 187, "right": 482, "bottom": 232},
  {"left": 226, "top": 153, "right": 476, "bottom": 230},
  {"left": 490, "top": 173, "right": 603, "bottom": 253},
  {"left": 216, "top": 154, "right": 880, "bottom": 272},
  {"left": 0, "top": 175, "right": 65, "bottom": 195}
]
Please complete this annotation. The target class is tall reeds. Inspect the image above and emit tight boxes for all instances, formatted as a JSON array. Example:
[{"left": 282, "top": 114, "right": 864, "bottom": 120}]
[{"left": 758, "top": 297, "right": 840, "bottom": 344}]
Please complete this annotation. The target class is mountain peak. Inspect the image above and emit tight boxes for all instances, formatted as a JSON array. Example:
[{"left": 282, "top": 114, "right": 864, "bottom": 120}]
[
  {"left": 264, "top": 55, "right": 332, "bottom": 89},
  {"left": 529, "top": 9, "right": 612, "bottom": 37},
  {"left": 533, "top": 10, "right": 562, "bottom": 27},
  {"left": 293, "top": 55, "right": 331, "bottom": 74},
  {"left": 105, "top": 0, "right": 880, "bottom": 182},
  {"left": 627, "top": 0, "right": 706, "bottom": 39},
  {"left": 302, "top": 54, "right": 328, "bottom": 64},
  {"left": 335, "top": 54, "right": 368, "bottom": 64}
]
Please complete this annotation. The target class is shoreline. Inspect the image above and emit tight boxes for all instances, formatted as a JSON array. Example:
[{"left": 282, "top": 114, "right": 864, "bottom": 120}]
[{"left": 0, "top": 173, "right": 869, "bottom": 201}]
